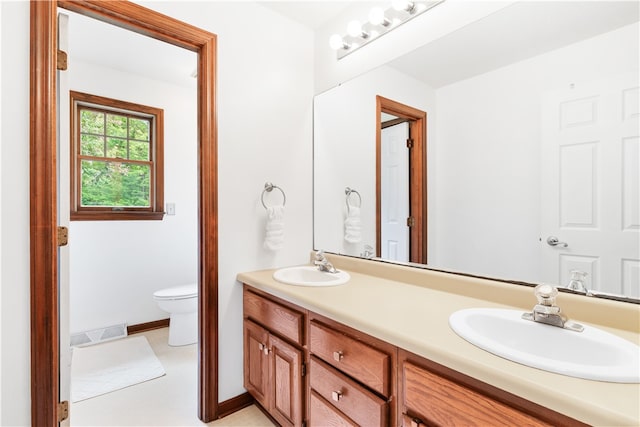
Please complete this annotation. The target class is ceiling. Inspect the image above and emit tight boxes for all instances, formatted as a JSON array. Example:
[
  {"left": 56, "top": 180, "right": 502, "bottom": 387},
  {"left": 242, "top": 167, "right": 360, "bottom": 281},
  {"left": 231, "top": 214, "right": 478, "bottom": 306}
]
[{"left": 260, "top": 1, "right": 352, "bottom": 30}]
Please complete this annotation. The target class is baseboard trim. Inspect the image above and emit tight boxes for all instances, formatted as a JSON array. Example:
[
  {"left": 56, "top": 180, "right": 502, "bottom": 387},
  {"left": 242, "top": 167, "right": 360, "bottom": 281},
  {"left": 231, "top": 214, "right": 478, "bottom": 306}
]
[
  {"left": 127, "top": 319, "right": 170, "bottom": 335},
  {"left": 217, "top": 392, "right": 255, "bottom": 419}
]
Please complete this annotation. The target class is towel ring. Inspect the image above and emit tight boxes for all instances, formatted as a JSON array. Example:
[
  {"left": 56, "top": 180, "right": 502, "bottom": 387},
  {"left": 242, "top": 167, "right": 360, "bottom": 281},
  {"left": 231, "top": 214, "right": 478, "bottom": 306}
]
[
  {"left": 261, "top": 182, "right": 286, "bottom": 209},
  {"left": 345, "top": 187, "right": 362, "bottom": 210}
]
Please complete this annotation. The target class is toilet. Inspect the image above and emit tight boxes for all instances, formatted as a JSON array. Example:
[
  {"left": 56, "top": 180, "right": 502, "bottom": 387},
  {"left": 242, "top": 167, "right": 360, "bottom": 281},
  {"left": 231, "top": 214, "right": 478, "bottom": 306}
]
[{"left": 153, "top": 284, "right": 198, "bottom": 346}]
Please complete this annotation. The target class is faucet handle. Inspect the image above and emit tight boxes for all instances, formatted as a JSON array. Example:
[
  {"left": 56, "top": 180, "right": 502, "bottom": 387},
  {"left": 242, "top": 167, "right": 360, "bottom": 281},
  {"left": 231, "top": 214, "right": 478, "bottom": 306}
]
[{"left": 534, "top": 284, "right": 558, "bottom": 306}]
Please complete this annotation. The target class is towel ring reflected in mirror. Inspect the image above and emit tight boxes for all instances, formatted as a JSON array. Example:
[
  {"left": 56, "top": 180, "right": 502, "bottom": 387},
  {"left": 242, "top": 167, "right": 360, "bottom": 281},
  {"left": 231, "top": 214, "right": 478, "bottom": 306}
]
[
  {"left": 345, "top": 187, "right": 362, "bottom": 212},
  {"left": 261, "top": 182, "right": 286, "bottom": 209}
]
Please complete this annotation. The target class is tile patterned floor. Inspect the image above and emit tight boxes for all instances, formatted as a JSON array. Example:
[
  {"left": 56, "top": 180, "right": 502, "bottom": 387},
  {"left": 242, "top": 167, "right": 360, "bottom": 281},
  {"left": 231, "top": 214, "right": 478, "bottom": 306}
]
[{"left": 71, "top": 328, "right": 274, "bottom": 426}]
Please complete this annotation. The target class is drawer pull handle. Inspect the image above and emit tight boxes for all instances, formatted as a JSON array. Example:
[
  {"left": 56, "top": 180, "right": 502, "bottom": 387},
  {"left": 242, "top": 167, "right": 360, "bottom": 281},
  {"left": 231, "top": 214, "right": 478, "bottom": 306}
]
[
  {"left": 411, "top": 418, "right": 423, "bottom": 427},
  {"left": 333, "top": 350, "right": 344, "bottom": 361},
  {"left": 331, "top": 390, "right": 342, "bottom": 402}
]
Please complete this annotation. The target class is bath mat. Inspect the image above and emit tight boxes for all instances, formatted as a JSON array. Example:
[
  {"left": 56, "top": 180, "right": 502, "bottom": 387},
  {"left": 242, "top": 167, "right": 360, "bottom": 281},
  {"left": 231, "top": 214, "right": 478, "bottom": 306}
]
[{"left": 71, "top": 335, "right": 165, "bottom": 402}]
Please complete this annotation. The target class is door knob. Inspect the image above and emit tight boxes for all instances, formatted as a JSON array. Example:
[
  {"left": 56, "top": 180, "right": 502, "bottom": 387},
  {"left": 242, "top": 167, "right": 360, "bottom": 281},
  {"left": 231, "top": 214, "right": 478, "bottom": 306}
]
[{"left": 546, "top": 236, "right": 568, "bottom": 247}]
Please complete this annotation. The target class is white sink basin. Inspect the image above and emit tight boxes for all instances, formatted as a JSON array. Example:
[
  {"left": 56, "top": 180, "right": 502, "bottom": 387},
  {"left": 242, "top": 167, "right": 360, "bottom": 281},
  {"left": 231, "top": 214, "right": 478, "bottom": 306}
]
[
  {"left": 272, "top": 266, "right": 350, "bottom": 287},
  {"left": 449, "top": 308, "right": 640, "bottom": 383}
]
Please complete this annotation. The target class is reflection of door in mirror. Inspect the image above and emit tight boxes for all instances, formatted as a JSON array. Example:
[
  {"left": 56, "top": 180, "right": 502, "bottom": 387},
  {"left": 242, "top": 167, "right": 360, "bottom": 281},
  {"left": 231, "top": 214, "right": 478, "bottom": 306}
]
[
  {"left": 376, "top": 96, "right": 427, "bottom": 264},
  {"left": 381, "top": 120, "right": 409, "bottom": 261},
  {"left": 541, "top": 74, "right": 640, "bottom": 298}
]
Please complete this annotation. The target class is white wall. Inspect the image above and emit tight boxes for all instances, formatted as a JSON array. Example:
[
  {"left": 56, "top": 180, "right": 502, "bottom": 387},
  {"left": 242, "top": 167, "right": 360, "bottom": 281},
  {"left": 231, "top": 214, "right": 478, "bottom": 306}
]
[
  {"left": 0, "top": 2, "right": 3, "bottom": 421},
  {"left": 67, "top": 59, "right": 198, "bottom": 333},
  {"left": 0, "top": 1, "right": 314, "bottom": 423},
  {"left": 314, "top": 65, "right": 435, "bottom": 257},
  {"left": 313, "top": 1, "right": 515, "bottom": 92},
  {"left": 0, "top": 1, "right": 31, "bottom": 424},
  {"left": 433, "top": 22, "right": 639, "bottom": 282}
]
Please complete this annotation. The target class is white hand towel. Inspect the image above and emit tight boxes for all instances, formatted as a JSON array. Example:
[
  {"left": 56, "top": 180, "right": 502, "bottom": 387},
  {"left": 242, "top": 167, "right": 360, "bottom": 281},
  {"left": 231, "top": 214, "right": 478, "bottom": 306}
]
[
  {"left": 264, "top": 205, "right": 285, "bottom": 251},
  {"left": 344, "top": 206, "right": 362, "bottom": 243}
]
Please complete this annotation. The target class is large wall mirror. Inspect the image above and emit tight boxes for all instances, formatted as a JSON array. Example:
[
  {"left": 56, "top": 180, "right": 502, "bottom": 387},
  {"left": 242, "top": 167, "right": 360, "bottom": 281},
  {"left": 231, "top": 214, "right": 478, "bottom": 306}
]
[{"left": 314, "top": 1, "right": 640, "bottom": 301}]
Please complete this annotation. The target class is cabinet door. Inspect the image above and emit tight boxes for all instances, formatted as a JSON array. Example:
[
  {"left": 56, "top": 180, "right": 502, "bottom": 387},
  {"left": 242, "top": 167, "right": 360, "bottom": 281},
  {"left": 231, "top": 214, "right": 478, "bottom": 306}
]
[
  {"left": 243, "top": 319, "right": 270, "bottom": 409},
  {"left": 270, "top": 334, "right": 303, "bottom": 427}
]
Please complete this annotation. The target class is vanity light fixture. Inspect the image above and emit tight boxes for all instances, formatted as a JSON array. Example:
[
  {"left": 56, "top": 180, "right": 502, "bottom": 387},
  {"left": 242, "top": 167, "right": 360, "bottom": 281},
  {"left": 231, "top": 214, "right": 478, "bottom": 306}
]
[
  {"left": 347, "top": 19, "right": 369, "bottom": 39},
  {"left": 330, "top": 0, "right": 444, "bottom": 60},
  {"left": 368, "top": 7, "right": 391, "bottom": 27},
  {"left": 392, "top": 0, "right": 417, "bottom": 13}
]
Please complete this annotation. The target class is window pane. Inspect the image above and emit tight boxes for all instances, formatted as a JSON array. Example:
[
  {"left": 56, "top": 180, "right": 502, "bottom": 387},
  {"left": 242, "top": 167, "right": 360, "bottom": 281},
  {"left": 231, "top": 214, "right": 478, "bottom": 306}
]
[
  {"left": 81, "top": 160, "right": 150, "bottom": 207},
  {"left": 129, "top": 140, "right": 150, "bottom": 161},
  {"left": 129, "top": 118, "right": 150, "bottom": 141},
  {"left": 81, "top": 134, "right": 105, "bottom": 156},
  {"left": 106, "top": 114, "right": 127, "bottom": 138},
  {"left": 80, "top": 109, "right": 104, "bottom": 134},
  {"left": 106, "top": 138, "right": 127, "bottom": 159}
]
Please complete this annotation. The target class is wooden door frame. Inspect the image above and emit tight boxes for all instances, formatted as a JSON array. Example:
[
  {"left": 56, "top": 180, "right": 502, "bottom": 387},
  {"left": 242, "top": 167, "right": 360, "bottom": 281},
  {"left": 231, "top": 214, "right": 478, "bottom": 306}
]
[
  {"left": 30, "top": 1, "right": 218, "bottom": 425},
  {"left": 376, "top": 96, "right": 427, "bottom": 264}
]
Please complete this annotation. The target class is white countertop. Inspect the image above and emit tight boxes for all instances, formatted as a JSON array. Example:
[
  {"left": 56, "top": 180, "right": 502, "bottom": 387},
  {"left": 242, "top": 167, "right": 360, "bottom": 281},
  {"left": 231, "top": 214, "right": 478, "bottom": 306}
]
[{"left": 237, "top": 256, "right": 640, "bottom": 426}]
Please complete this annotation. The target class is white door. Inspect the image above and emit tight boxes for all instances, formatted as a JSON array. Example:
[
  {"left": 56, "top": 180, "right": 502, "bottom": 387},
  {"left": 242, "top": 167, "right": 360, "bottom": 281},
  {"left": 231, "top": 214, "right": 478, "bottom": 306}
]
[
  {"left": 541, "top": 74, "right": 640, "bottom": 297},
  {"left": 381, "top": 122, "right": 410, "bottom": 261},
  {"left": 57, "top": 12, "right": 72, "bottom": 426}
]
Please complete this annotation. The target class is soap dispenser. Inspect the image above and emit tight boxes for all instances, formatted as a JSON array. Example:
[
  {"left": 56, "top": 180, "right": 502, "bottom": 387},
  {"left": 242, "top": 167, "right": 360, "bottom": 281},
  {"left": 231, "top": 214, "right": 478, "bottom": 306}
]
[{"left": 567, "top": 270, "right": 588, "bottom": 293}]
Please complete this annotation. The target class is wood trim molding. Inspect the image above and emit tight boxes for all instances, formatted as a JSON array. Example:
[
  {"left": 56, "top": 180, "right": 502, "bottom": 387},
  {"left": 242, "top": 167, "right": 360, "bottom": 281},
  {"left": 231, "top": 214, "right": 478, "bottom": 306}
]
[
  {"left": 127, "top": 319, "right": 170, "bottom": 335},
  {"left": 375, "top": 96, "right": 428, "bottom": 264},
  {"left": 30, "top": 2, "right": 59, "bottom": 425},
  {"left": 30, "top": 1, "right": 218, "bottom": 425},
  {"left": 217, "top": 392, "right": 255, "bottom": 419}
]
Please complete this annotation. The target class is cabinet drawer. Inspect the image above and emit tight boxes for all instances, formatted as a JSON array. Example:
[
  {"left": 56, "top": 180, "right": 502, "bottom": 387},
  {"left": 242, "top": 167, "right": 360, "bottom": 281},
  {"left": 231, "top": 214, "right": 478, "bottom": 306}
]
[
  {"left": 310, "top": 356, "right": 388, "bottom": 427},
  {"left": 309, "top": 320, "right": 391, "bottom": 396},
  {"left": 402, "top": 362, "right": 551, "bottom": 427},
  {"left": 309, "top": 390, "right": 357, "bottom": 427},
  {"left": 244, "top": 290, "right": 303, "bottom": 345}
]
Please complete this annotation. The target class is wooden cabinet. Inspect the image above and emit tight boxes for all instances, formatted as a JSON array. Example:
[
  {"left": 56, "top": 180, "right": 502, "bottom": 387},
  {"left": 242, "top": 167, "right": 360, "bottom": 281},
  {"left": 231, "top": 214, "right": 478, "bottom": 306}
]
[
  {"left": 308, "top": 315, "right": 395, "bottom": 427},
  {"left": 243, "top": 289, "right": 305, "bottom": 427},
  {"left": 398, "top": 350, "right": 586, "bottom": 427},
  {"left": 243, "top": 285, "right": 584, "bottom": 427}
]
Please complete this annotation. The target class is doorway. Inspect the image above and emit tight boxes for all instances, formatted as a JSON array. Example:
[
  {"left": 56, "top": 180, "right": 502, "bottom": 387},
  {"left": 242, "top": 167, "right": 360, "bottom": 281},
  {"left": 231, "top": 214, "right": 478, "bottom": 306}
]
[
  {"left": 30, "top": 2, "right": 218, "bottom": 424},
  {"left": 376, "top": 96, "right": 427, "bottom": 264}
]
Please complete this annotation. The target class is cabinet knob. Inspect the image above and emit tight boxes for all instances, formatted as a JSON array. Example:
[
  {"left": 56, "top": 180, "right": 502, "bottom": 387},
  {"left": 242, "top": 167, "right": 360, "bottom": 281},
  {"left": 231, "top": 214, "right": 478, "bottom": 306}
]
[
  {"left": 258, "top": 343, "right": 265, "bottom": 351},
  {"left": 263, "top": 347, "right": 271, "bottom": 356},
  {"left": 333, "top": 350, "right": 344, "bottom": 361},
  {"left": 331, "top": 390, "right": 343, "bottom": 402}
]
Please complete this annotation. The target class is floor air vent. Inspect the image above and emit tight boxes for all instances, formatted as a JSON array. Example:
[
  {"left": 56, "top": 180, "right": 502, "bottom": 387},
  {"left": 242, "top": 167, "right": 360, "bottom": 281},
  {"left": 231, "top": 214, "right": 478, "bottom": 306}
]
[{"left": 70, "top": 323, "right": 128, "bottom": 347}]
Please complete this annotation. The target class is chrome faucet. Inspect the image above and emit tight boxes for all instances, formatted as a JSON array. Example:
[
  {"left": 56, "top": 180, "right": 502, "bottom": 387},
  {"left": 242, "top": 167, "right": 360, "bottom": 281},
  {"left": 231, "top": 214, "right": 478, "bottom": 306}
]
[
  {"left": 567, "top": 270, "right": 588, "bottom": 293},
  {"left": 314, "top": 250, "right": 338, "bottom": 273},
  {"left": 361, "top": 244, "right": 374, "bottom": 259},
  {"left": 522, "top": 284, "right": 584, "bottom": 332}
]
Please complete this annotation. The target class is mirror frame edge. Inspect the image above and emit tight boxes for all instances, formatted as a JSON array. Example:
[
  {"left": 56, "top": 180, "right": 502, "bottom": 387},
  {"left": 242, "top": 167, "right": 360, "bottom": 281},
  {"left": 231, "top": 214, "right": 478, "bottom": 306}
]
[{"left": 30, "top": 1, "right": 219, "bottom": 424}]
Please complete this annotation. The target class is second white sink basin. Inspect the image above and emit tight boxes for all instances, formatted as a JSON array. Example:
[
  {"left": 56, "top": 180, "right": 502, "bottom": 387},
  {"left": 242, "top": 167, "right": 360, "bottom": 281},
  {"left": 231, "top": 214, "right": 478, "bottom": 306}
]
[
  {"left": 449, "top": 308, "right": 640, "bottom": 383},
  {"left": 273, "top": 266, "right": 350, "bottom": 287}
]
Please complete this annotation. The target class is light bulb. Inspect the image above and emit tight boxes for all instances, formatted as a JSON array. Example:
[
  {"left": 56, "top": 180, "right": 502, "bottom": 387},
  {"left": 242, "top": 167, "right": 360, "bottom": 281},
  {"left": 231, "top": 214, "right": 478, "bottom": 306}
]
[
  {"left": 329, "top": 34, "right": 346, "bottom": 50},
  {"left": 347, "top": 20, "right": 363, "bottom": 37},
  {"left": 392, "top": 0, "right": 415, "bottom": 12},
  {"left": 369, "top": 7, "right": 390, "bottom": 26}
]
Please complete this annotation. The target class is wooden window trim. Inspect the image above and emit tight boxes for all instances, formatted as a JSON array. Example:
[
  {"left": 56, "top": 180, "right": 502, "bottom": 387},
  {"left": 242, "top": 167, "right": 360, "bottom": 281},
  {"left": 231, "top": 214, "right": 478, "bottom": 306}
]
[{"left": 69, "top": 90, "right": 165, "bottom": 221}]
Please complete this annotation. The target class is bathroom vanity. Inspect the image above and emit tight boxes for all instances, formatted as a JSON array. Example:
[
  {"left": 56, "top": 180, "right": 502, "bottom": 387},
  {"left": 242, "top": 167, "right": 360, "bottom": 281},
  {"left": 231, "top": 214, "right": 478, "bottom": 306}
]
[{"left": 238, "top": 254, "right": 640, "bottom": 426}]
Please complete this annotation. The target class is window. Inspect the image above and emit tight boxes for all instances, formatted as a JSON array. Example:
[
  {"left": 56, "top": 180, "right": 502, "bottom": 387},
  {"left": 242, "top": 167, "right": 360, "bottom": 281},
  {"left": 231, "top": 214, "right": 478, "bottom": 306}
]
[{"left": 70, "top": 91, "right": 164, "bottom": 220}]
